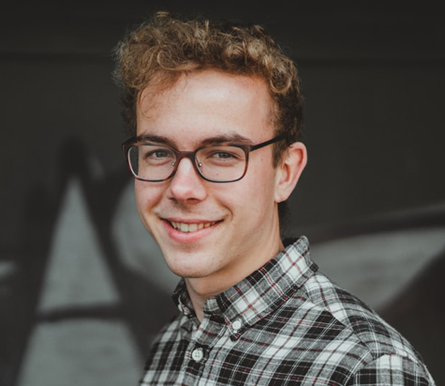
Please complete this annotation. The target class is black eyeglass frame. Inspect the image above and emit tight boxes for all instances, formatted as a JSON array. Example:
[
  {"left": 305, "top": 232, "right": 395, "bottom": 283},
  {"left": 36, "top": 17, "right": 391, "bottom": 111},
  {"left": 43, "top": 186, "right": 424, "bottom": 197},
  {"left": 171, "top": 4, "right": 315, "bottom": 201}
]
[{"left": 122, "top": 134, "right": 286, "bottom": 183}]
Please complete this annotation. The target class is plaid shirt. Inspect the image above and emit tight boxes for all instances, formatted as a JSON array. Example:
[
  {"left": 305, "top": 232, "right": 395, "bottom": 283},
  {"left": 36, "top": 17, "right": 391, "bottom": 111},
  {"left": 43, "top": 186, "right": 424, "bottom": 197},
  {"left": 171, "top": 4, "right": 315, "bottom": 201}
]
[{"left": 140, "top": 236, "right": 436, "bottom": 385}]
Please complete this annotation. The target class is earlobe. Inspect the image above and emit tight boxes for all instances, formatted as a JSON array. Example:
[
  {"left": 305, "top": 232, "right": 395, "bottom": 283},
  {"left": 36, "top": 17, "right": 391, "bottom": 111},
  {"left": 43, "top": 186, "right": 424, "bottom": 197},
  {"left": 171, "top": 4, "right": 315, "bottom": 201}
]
[{"left": 275, "top": 142, "right": 307, "bottom": 203}]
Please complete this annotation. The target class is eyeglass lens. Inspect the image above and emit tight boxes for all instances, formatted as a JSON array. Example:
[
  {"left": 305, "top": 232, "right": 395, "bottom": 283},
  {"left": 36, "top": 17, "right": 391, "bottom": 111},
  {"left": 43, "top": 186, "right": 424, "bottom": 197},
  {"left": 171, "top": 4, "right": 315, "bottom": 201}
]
[{"left": 128, "top": 144, "right": 248, "bottom": 182}]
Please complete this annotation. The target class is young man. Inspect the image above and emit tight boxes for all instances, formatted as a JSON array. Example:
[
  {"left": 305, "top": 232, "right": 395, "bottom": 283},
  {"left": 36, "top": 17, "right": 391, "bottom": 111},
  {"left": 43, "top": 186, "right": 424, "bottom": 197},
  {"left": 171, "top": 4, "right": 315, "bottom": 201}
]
[{"left": 114, "top": 11, "right": 435, "bottom": 385}]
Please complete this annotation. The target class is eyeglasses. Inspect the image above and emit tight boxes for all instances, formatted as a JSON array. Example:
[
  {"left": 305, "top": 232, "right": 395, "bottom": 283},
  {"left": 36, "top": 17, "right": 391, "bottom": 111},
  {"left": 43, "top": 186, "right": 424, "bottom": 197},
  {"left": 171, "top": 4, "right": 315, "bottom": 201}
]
[{"left": 122, "top": 134, "right": 285, "bottom": 183}]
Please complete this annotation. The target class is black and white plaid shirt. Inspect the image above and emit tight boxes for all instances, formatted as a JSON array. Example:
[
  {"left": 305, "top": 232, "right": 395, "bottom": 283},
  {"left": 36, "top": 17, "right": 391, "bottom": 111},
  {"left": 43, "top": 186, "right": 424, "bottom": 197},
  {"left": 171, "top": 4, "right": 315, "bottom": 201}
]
[{"left": 140, "top": 236, "right": 435, "bottom": 385}]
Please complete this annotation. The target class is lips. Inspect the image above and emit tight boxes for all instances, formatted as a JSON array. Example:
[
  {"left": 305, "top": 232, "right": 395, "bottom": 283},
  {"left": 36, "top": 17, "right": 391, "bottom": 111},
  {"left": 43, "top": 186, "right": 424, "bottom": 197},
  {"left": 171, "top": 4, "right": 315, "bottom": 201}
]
[{"left": 170, "top": 221, "right": 217, "bottom": 233}]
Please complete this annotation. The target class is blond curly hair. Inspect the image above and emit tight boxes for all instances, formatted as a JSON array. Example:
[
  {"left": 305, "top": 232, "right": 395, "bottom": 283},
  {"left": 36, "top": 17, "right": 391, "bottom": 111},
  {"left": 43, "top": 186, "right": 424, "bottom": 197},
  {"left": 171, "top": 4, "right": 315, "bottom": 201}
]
[{"left": 114, "top": 11, "right": 304, "bottom": 165}]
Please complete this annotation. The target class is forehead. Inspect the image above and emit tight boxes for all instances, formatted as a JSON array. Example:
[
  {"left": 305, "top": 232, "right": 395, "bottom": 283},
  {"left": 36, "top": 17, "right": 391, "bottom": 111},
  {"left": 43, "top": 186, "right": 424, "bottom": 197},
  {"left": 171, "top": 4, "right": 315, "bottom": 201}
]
[{"left": 136, "top": 70, "right": 275, "bottom": 146}]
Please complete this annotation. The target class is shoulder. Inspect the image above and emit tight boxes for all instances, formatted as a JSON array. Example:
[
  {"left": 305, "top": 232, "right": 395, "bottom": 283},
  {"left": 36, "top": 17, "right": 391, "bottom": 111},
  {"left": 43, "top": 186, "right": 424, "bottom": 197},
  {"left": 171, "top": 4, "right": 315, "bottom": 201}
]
[
  {"left": 298, "top": 272, "right": 435, "bottom": 383},
  {"left": 345, "top": 353, "right": 436, "bottom": 385},
  {"left": 303, "top": 273, "right": 411, "bottom": 354}
]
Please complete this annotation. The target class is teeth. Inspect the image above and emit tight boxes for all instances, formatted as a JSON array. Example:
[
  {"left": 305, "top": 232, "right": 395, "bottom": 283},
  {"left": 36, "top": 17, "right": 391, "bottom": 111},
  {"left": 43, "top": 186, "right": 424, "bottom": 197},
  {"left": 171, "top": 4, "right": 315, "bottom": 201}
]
[{"left": 171, "top": 221, "right": 216, "bottom": 233}]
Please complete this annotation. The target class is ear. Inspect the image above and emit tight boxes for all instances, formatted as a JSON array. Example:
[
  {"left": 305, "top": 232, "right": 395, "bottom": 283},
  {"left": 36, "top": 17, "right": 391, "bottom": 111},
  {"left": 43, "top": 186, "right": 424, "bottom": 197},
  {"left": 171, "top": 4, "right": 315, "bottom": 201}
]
[{"left": 274, "top": 142, "right": 307, "bottom": 203}]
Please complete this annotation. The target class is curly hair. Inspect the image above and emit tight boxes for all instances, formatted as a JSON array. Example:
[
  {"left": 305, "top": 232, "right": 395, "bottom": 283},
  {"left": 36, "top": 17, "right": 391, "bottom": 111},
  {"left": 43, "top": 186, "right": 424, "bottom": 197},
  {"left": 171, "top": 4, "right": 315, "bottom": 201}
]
[{"left": 113, "top": 11, "right": 304, "bottom": 166}]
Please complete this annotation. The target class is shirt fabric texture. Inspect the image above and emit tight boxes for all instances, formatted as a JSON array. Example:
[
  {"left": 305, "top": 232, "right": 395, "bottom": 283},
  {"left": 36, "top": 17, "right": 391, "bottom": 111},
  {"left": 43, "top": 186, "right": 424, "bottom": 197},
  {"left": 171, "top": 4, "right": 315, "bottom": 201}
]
[{"left": 140, "top": 236, "right": 436, "bottom": 385}]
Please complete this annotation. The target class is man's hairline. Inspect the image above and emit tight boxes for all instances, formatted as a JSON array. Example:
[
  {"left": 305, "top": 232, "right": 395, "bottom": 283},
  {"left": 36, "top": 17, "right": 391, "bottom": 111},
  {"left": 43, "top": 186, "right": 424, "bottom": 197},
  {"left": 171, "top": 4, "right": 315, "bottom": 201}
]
[{"left": 134, "top": 69, "right": 285, "bottom": 159}]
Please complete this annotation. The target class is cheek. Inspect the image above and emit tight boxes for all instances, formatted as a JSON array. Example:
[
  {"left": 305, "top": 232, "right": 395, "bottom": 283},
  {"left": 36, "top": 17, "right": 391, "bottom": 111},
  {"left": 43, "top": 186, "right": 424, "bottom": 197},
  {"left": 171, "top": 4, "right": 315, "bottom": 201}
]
[
  {"left": 226, "top": 170, "right": 276, "bottom": 216},
  {"left": 248, "top": 160, "right": 277, "bottom": 197},
  {"left": 134, "top": 181, "right": 160, "bottom": 213},
  {"left": 134, "top": 181, "right": 145, "bottom": 208}
]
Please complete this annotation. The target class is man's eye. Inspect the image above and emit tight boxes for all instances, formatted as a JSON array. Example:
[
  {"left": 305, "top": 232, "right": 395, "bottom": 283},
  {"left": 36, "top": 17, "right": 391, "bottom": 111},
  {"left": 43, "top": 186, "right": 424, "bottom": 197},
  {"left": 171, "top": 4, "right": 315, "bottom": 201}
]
[
  {"left": 204, "top": 149, "right": 244, "bottom": 165},
  {"left": 142, "top": 148, "right": 174, "bottom": 162},
  {"left": 212, "top": 151, "right": 236, "bottom": 159},
  {"left": 152, "top": 150, "right": 171, "bottom": 158}
]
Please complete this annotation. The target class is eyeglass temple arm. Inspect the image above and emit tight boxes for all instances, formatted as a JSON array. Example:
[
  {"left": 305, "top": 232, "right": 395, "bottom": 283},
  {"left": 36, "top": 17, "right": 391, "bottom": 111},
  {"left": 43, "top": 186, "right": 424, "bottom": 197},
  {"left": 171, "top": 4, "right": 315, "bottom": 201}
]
[{"left": 249, "top": 134, "right": 287, "bottom": 151}]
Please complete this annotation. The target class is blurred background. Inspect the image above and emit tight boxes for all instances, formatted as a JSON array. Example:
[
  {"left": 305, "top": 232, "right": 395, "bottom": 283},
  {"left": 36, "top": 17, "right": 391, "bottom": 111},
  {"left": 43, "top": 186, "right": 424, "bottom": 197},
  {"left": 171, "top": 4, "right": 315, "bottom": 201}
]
[{"left": 1, "top": 1, "right": 444, "bottom": 385}]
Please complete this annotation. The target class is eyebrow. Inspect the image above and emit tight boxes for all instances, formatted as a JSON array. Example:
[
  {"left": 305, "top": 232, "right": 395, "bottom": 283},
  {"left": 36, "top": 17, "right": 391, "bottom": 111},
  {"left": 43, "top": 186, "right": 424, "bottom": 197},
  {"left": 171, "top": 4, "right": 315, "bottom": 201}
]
[
  {"left": 201, "top": 133, "right": 254, "bottom": 146},
  {"left": 136, "top": 132, "right": 254, "bottom": 148},
  {"left": 136, "top": 134, "right": 176, "bottom": 148}
]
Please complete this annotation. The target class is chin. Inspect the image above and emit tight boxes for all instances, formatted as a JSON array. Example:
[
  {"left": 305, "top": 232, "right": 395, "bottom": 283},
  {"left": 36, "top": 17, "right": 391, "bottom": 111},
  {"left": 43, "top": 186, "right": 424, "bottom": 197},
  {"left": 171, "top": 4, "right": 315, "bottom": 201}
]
[
  {"left": 164, "top": 255, "right": 213, "bottom": 279},
  {"left": 169, "top": 266, "right": 211, "bottom": 279}
]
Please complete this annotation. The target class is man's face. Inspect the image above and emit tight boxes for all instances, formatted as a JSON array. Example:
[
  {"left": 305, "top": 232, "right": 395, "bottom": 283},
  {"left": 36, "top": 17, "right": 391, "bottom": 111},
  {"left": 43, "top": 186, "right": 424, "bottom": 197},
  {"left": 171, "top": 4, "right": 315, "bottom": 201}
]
[{"left": 135, "top": 70, "right": 288, "bottom": 295}]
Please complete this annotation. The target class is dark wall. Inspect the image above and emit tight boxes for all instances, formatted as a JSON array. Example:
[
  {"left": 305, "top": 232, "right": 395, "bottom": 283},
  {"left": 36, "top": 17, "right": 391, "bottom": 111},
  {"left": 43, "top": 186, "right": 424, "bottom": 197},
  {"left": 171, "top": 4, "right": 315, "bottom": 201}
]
[{"left": 1, "top": 2, "right": 444, "bottom": 385}]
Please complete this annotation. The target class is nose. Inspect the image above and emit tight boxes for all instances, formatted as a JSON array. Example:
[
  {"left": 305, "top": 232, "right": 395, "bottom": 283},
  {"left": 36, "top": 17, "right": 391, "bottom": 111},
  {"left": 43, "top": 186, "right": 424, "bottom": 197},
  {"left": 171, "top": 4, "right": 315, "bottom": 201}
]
[{"left": 166, "top": 157, "right": 207, "bottom": 202}]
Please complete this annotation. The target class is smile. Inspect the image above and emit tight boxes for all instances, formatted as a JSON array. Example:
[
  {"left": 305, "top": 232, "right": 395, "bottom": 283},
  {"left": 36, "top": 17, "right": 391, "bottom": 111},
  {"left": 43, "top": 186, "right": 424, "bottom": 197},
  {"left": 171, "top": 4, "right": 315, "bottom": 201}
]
[{"left": 170, "top": 221, "right": 217, "bottom": 233}]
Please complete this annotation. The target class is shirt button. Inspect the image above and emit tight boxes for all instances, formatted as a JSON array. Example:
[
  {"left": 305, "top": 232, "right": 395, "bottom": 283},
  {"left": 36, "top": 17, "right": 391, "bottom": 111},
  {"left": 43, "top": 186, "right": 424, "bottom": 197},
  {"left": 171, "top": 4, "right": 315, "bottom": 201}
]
[
  {"left": 232, "top": 319, "right": 242, "bottom": 331},
  {"left": 192, "top": 348, "right": 204, "bottom": 362}
]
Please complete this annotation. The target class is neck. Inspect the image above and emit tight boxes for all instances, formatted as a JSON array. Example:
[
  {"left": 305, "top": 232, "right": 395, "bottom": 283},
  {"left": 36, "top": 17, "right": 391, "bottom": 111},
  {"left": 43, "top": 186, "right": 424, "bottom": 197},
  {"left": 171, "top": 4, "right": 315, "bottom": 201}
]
[{"left": 185, "top": 237, "right": 284, "bottom": 323}]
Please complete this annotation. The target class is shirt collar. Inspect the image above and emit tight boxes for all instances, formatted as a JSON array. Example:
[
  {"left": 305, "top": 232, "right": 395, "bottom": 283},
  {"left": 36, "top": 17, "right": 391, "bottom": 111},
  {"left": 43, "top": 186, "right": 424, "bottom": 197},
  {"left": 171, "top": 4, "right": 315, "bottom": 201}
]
[{"left": 173, "top": 236, "right": 317, "bottom": 337}]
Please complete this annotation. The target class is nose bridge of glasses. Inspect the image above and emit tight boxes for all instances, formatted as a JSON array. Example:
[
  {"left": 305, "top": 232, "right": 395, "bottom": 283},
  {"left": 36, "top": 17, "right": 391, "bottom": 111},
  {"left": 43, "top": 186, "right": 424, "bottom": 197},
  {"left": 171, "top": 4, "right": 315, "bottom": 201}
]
[
  {"left": 173, "top": 150, "right": 203, "bottom": 174},
  {"left": 174, "top": 149, "right": 198, "bottom": 165}
]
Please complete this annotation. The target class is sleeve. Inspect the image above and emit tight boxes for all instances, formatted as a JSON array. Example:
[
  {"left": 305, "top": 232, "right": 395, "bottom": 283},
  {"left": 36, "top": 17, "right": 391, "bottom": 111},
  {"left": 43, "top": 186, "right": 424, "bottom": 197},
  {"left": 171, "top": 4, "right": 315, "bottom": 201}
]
[{"left": 346, "top": 354, "right": 436, "bottom": 386}]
